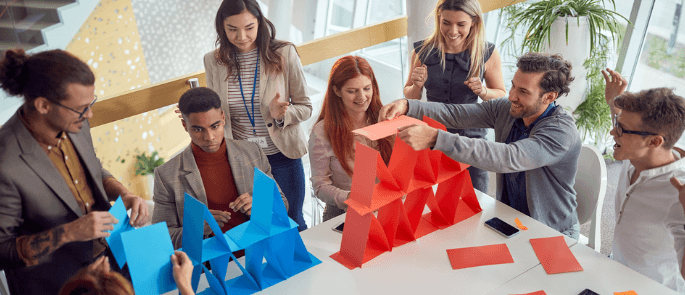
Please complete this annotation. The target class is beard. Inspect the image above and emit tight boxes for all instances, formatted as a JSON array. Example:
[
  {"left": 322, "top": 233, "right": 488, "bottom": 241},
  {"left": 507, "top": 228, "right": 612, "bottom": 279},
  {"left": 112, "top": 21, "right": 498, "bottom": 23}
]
[
  {"left": 46, "top": 111, "right": 84, "bottom": 134},
  {"left": 510, "top": 95, "right": 545, "bottom": 119}
]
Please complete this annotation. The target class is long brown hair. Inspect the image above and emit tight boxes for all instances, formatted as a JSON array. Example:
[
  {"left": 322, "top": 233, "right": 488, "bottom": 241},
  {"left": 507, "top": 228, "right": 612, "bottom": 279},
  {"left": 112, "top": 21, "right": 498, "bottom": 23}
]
[
  {"left": 316, "top": 56, "right": 393, "bottom": 176},
  {"left": 214, "top": 0, "right": 292, "bottom": 78},
  {"left": 416, "top": 0, "right": 486, "bottom": 78}
]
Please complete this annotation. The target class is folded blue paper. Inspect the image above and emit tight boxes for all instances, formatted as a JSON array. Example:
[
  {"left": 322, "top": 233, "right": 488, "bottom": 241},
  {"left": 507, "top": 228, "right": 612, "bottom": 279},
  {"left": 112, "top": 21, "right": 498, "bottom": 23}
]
[
  {"left": 179, "top": 168, "right": 322, "bottom": 295},
  {"left": 106, "top": 196, "right": 135, "bottom": 268},
  {"left": 119, "top": 168, "right": 321, "bottom": 295},
  {"left": 121, "top": 222, "right": 176, "bottom": 295}
]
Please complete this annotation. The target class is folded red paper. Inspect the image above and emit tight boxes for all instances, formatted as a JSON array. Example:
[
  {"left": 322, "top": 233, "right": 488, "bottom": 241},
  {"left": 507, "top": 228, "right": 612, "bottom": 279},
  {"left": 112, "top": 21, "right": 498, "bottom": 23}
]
[
  {"left": 446, "top": 243, "right": 514, "bottom": 270},
  {"left": 613, "top": 291, "right": 638, "bottom": 295},
  {"left": 331, "top": 116, "right": 482, "bottom": 269},
  {"left": 530, "top": 236, "right": 583, "bottom": 274},
  {"left": 352, "top": 115, "right": 426, "bottom": 140}
]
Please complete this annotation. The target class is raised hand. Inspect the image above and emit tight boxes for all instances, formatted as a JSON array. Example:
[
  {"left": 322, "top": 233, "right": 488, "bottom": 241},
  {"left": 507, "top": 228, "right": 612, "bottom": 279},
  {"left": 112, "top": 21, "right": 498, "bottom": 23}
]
[
  {"left": 601, "top": 68, "right": 628, "bottom": 111},
  {"left": 122, "top": 194, "right": 149, "bottom": 227},
  {"left": 464, "top": 77, "right": 487, "bottom": 98},
  {"left": 269, "top": 93, "right": 289, "bottom": 121},
  {"left": 171, "top": 251, "right": 195, "bottom": 295},
  {"left": 397, "top": 124, "right": 439, "bottom": 151},
  {"left": 410, "top": 64, "right": 428, "bottom": 88},
  {"left": 230, "top": 193, "right": 253, "bottom": 216},
  {"left": 378, "top": 99, "right": 409, "bottom": 122},
  {"left": 65, "top": 211, "right": 118, "bottom": 242},
  {"left": 204, "top": 209, "right": 231, "bottom": 235}
]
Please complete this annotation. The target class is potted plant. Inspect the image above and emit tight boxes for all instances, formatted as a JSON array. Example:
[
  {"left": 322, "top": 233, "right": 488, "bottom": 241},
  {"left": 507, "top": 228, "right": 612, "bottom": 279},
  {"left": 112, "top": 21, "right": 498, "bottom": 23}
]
[
  {"left": 500, "top": 0, "right": 628, "bottom": 153},
  {"left": 134, "top": 151, "right": 164, "bottom": 197}
]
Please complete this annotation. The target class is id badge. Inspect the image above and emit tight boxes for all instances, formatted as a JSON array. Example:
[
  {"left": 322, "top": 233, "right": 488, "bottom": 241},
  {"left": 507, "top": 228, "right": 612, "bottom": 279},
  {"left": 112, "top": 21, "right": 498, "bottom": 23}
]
[{"left": 247, "top": 136, "right": 268, "bottom": 148}]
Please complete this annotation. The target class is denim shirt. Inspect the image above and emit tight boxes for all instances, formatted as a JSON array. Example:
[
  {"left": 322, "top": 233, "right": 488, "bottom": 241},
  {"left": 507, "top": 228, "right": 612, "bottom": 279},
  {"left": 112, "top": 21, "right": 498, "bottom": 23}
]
[{"left": 501, "top": 103, "right": 557, "bottom": 215}]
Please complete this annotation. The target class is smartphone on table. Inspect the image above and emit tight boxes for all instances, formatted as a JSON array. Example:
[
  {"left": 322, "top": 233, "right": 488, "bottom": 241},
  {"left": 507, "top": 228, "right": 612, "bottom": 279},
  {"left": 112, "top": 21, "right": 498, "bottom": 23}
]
[
  {"left": 332, "top": 222, "right": 344, "bottom": 233},
  {"left": 484, "top": 217, "right": 520, "bottom": 238}
]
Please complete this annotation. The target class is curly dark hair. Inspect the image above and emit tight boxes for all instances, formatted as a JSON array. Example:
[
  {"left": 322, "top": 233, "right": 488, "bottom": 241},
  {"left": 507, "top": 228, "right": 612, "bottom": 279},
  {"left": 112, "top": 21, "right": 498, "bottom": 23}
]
[
  {"left": 0, "top": 49, "right": 94, "bottom": 104},
  {"left": 178, "top": 87, "right": 222, "bottom": 117},
  {"left": 614, "top": 88, "right": 685, "bottom": 149},
  {"left": 516, "top": 52, "right": 574, "bottom": 97}
]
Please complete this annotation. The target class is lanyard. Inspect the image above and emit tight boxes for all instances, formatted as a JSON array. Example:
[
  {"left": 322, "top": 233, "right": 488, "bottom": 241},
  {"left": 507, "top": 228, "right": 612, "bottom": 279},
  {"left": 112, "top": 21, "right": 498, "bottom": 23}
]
[{"left": 236, "top": 49, "right": 259, "bottom": 136}]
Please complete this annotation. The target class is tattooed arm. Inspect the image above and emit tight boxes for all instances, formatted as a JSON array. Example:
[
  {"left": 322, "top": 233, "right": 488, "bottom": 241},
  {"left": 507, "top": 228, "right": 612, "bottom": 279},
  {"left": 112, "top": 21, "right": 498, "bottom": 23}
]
[{"left": 14, "top": 212, "right": 118, "bottom": 267}]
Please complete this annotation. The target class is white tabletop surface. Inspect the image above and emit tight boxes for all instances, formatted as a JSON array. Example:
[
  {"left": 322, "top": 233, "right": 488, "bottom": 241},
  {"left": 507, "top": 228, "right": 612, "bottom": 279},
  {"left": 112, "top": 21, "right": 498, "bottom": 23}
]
[
  {"left": 203, "top": 191, "right": 578, "bottom": 295},
  {"left": 172, "top": 190, "right": 674, "bottom": 295},
  {"left": 484, "top": 242, "right": 680, "bottom": 295}
]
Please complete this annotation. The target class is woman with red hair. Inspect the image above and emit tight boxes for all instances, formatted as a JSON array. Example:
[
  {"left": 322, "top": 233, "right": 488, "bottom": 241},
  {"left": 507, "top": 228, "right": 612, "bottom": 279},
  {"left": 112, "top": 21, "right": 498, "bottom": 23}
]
[{"left": 308, "top": 56, "right": 393, "bottom": 221}]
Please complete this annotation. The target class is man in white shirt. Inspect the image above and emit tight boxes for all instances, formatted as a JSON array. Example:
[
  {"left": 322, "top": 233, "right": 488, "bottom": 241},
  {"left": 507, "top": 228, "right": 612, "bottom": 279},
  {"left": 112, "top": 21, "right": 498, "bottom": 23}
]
[{"left": 604, "top": 69, "right": 685, "bottom": 293}]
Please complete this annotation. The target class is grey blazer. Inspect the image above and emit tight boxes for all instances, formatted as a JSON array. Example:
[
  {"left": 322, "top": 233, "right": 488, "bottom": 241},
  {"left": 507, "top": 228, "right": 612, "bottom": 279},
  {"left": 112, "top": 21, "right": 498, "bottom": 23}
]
[
  {"left": 0, "top": 110, "right": 114, "bottom": 295},
  {"left": 203, "top": 44, "right": 312, "bottom": 159},
  {"left": 151, "top": 138, "right": 287, "bottom": 249}
]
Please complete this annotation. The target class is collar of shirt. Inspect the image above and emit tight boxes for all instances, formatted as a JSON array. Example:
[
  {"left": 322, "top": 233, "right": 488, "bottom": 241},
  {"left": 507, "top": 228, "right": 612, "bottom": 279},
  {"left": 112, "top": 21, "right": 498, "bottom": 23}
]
[
  {"left": 507, "top": 103, "right": 557, "bottom": 144},
  {"left": 626, "top": 149, "right": 685, "bottom": 192}
]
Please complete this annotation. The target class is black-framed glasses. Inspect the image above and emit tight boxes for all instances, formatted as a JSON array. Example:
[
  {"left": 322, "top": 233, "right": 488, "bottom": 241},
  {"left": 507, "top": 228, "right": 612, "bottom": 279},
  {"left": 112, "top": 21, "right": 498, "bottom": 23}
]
[
  {"left": 50, "top": 95, "right": 98, "bottom": 119},
  {"left": 612, "top": 115, "right": 660, "bottom": 137}
]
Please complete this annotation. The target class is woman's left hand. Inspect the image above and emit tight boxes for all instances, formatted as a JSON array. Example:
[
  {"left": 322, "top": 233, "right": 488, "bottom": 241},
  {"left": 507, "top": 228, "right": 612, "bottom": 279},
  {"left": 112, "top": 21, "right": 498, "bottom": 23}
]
[
  {"left": 464, "top": 77, "right": 487, "bottom": 98},
  {"left": 269, "top": 93, "right": 289, "bottom": 121}
]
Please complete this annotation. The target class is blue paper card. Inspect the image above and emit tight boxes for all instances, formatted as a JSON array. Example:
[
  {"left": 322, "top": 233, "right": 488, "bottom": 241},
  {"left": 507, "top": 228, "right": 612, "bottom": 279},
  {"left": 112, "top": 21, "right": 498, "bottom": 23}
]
[
  {"left": 121, "top": 222, "right": 176, "bottom": 295},
  {"left": 105, "top": 196, "right": 134, "bottom": 268}
]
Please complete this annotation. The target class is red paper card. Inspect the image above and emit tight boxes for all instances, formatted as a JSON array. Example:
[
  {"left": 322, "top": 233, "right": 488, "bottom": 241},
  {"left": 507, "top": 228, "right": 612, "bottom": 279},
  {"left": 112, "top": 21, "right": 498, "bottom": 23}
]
[
  {"left": 510, "top": 291, "right": 547, "bottom": 295},
  {"left": 530, "top": 236, "right": 583, "bottom": 274},
  {"left": 614, "top": 291, "right": 638, "bottom": 295},
  {"left": 446, "top": 243, "right": 514, "bottom": 270},
  {"left": 352, "top": 115, "right": 426, "bottom": 140}
]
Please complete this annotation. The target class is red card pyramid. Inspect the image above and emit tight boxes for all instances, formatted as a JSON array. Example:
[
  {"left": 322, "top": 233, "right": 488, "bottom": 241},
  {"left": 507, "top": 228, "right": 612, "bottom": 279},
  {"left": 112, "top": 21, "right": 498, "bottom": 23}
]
[{"left": 331, "top": 116, "right": 482, "bottom": 269}]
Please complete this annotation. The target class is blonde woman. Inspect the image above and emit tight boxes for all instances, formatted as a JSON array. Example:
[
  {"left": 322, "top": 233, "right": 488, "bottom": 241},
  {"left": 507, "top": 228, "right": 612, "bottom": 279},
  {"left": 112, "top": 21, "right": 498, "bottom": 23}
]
[{"left": 403, "top": 0, "right": 506, "bottom": 193}]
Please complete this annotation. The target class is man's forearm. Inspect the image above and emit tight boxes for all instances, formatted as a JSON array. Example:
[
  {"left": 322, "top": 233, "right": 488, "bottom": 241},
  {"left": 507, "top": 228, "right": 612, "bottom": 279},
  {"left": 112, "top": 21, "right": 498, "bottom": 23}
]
[
  {"left": 15, "top": 224, "right": 71, "bottom": 267},
  {"left": 102, "top": 176, "right": 133, "bottom": 201}
]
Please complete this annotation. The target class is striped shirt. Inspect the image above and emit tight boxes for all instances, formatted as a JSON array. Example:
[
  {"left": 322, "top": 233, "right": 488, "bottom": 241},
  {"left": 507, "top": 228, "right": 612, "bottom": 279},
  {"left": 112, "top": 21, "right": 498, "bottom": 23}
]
[{"left": 227, "top": 48, "right": 279, "bottom": 155}]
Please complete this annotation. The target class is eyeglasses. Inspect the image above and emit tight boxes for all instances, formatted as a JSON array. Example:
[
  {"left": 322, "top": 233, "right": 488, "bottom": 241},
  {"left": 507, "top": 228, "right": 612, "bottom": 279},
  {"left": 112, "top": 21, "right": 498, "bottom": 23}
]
[
  {"left": 612, "top": 115, "right": 660, "bottom": 137},
  {"left": 49, "top": 95, "right": 98, "bottom": 119}
]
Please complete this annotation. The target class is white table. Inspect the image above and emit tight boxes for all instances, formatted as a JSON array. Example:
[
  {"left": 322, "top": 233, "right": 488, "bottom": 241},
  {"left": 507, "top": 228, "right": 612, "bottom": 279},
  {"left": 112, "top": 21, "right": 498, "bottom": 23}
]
[
  {"left": 182, "top": 190, "right": 674, "bottom": 295},
  {"left": 212, "top": 191, "right": 577, "bottom": 295},
  {"left": 485, "top": 242, "right": 680, "bottom": 295}
]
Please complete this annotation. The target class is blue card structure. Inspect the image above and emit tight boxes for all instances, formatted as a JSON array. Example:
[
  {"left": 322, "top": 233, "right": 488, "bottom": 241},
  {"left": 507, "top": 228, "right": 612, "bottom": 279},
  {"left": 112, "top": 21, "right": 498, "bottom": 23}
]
[
  {"left": 182, "top": 168, "right": 321, "bottom": 295},
  {"left": 115, "top": 168, "right": 320, "bottom": 295},
  {"left": 106, "top": 196, "right": 135, "bottom": 268},
  {"left": 121, "top": 222, "right": 177, "bottom": 295}
]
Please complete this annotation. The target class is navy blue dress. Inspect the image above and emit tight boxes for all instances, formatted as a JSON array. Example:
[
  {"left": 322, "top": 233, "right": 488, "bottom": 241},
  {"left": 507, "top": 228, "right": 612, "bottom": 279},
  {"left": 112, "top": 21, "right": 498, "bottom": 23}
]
[{"left": 413, "top": 40, "right": 496, "bottom": 193}]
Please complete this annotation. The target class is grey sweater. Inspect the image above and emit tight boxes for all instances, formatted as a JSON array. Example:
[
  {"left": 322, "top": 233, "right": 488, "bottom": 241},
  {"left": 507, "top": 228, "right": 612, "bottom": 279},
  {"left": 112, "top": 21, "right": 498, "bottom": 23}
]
[{"left": 407, "top": 98, "right": 581, "bottom": 234}]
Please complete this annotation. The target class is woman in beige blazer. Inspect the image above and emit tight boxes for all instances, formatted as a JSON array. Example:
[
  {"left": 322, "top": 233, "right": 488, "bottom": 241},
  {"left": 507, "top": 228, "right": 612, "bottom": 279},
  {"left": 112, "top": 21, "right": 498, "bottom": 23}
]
[
  {"left": 309, "top": 56, "right": 393, "bottom": 221},
  {"left": 204, "top": 0, "right": 311, "bottom": 231}
]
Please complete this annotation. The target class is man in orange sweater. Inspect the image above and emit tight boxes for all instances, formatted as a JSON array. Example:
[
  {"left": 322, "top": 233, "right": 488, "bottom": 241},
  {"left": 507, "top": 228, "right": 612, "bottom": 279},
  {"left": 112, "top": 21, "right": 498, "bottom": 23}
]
[{"left": 151, "top": 87, "right": 287, "bottom": 249}]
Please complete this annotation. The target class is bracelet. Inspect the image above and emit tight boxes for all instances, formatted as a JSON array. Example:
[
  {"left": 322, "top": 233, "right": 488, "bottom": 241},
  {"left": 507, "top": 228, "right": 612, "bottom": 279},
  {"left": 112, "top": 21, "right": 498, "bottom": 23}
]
[{"left": 480, "top": 87, "right": 488, "bottom": 99}]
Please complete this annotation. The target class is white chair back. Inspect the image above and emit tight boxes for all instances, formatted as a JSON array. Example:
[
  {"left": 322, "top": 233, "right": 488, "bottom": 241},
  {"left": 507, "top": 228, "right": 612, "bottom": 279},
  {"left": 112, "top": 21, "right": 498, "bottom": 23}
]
[
  {"left": 310, "top": 187, "right": 324, "bottom": 227},
  {"left": 573, "top": 144, "right": 607, "bottom": 251}
]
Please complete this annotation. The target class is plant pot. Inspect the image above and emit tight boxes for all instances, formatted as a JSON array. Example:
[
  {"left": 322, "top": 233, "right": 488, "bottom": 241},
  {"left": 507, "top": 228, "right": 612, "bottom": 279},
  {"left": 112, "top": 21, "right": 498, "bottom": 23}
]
[
  {"left": 543, "top": 16, "right": 590, "bottom": 112},
  {"left": 146, "top": 174, "right": 154, "bottom": 199}
]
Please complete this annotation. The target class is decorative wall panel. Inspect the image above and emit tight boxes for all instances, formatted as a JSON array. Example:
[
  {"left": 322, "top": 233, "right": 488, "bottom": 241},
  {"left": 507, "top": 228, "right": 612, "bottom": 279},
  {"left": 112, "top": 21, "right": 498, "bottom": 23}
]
[{"left": 66, "top": 0, "right": 183, "bottom": 199}]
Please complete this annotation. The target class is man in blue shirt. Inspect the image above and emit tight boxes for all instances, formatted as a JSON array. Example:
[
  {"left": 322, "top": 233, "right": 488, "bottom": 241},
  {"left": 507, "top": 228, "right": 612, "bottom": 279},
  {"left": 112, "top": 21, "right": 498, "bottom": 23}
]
[{"left": 380, "top": 52, "right": 582, "bottom": 238}]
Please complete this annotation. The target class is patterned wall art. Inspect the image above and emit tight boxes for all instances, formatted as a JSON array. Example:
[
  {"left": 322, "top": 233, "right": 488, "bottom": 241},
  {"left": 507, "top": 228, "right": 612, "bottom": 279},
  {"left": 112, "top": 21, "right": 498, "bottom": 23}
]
[
  {"left": 131, "top": 0, "right": 222, "bottom": 84},
  {"left": 67, "top": 0, "right": 183, "bottom": 199}
]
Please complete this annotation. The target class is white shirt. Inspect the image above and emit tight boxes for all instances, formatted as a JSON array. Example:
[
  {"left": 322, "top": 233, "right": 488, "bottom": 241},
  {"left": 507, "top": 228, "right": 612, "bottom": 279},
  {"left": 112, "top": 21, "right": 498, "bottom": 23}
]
[{"left": 613, "top": 150, "right": 685, "bottom": 293}]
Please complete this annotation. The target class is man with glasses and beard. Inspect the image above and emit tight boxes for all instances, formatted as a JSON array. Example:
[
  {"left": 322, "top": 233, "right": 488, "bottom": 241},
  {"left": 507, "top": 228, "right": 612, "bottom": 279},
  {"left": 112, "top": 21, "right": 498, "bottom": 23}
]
[
  {"left": 0, "top": 49, "right": 149, "bottom": 295},
  {"left": 379, "top": 52, "right": 582, "bottom": 239}
]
